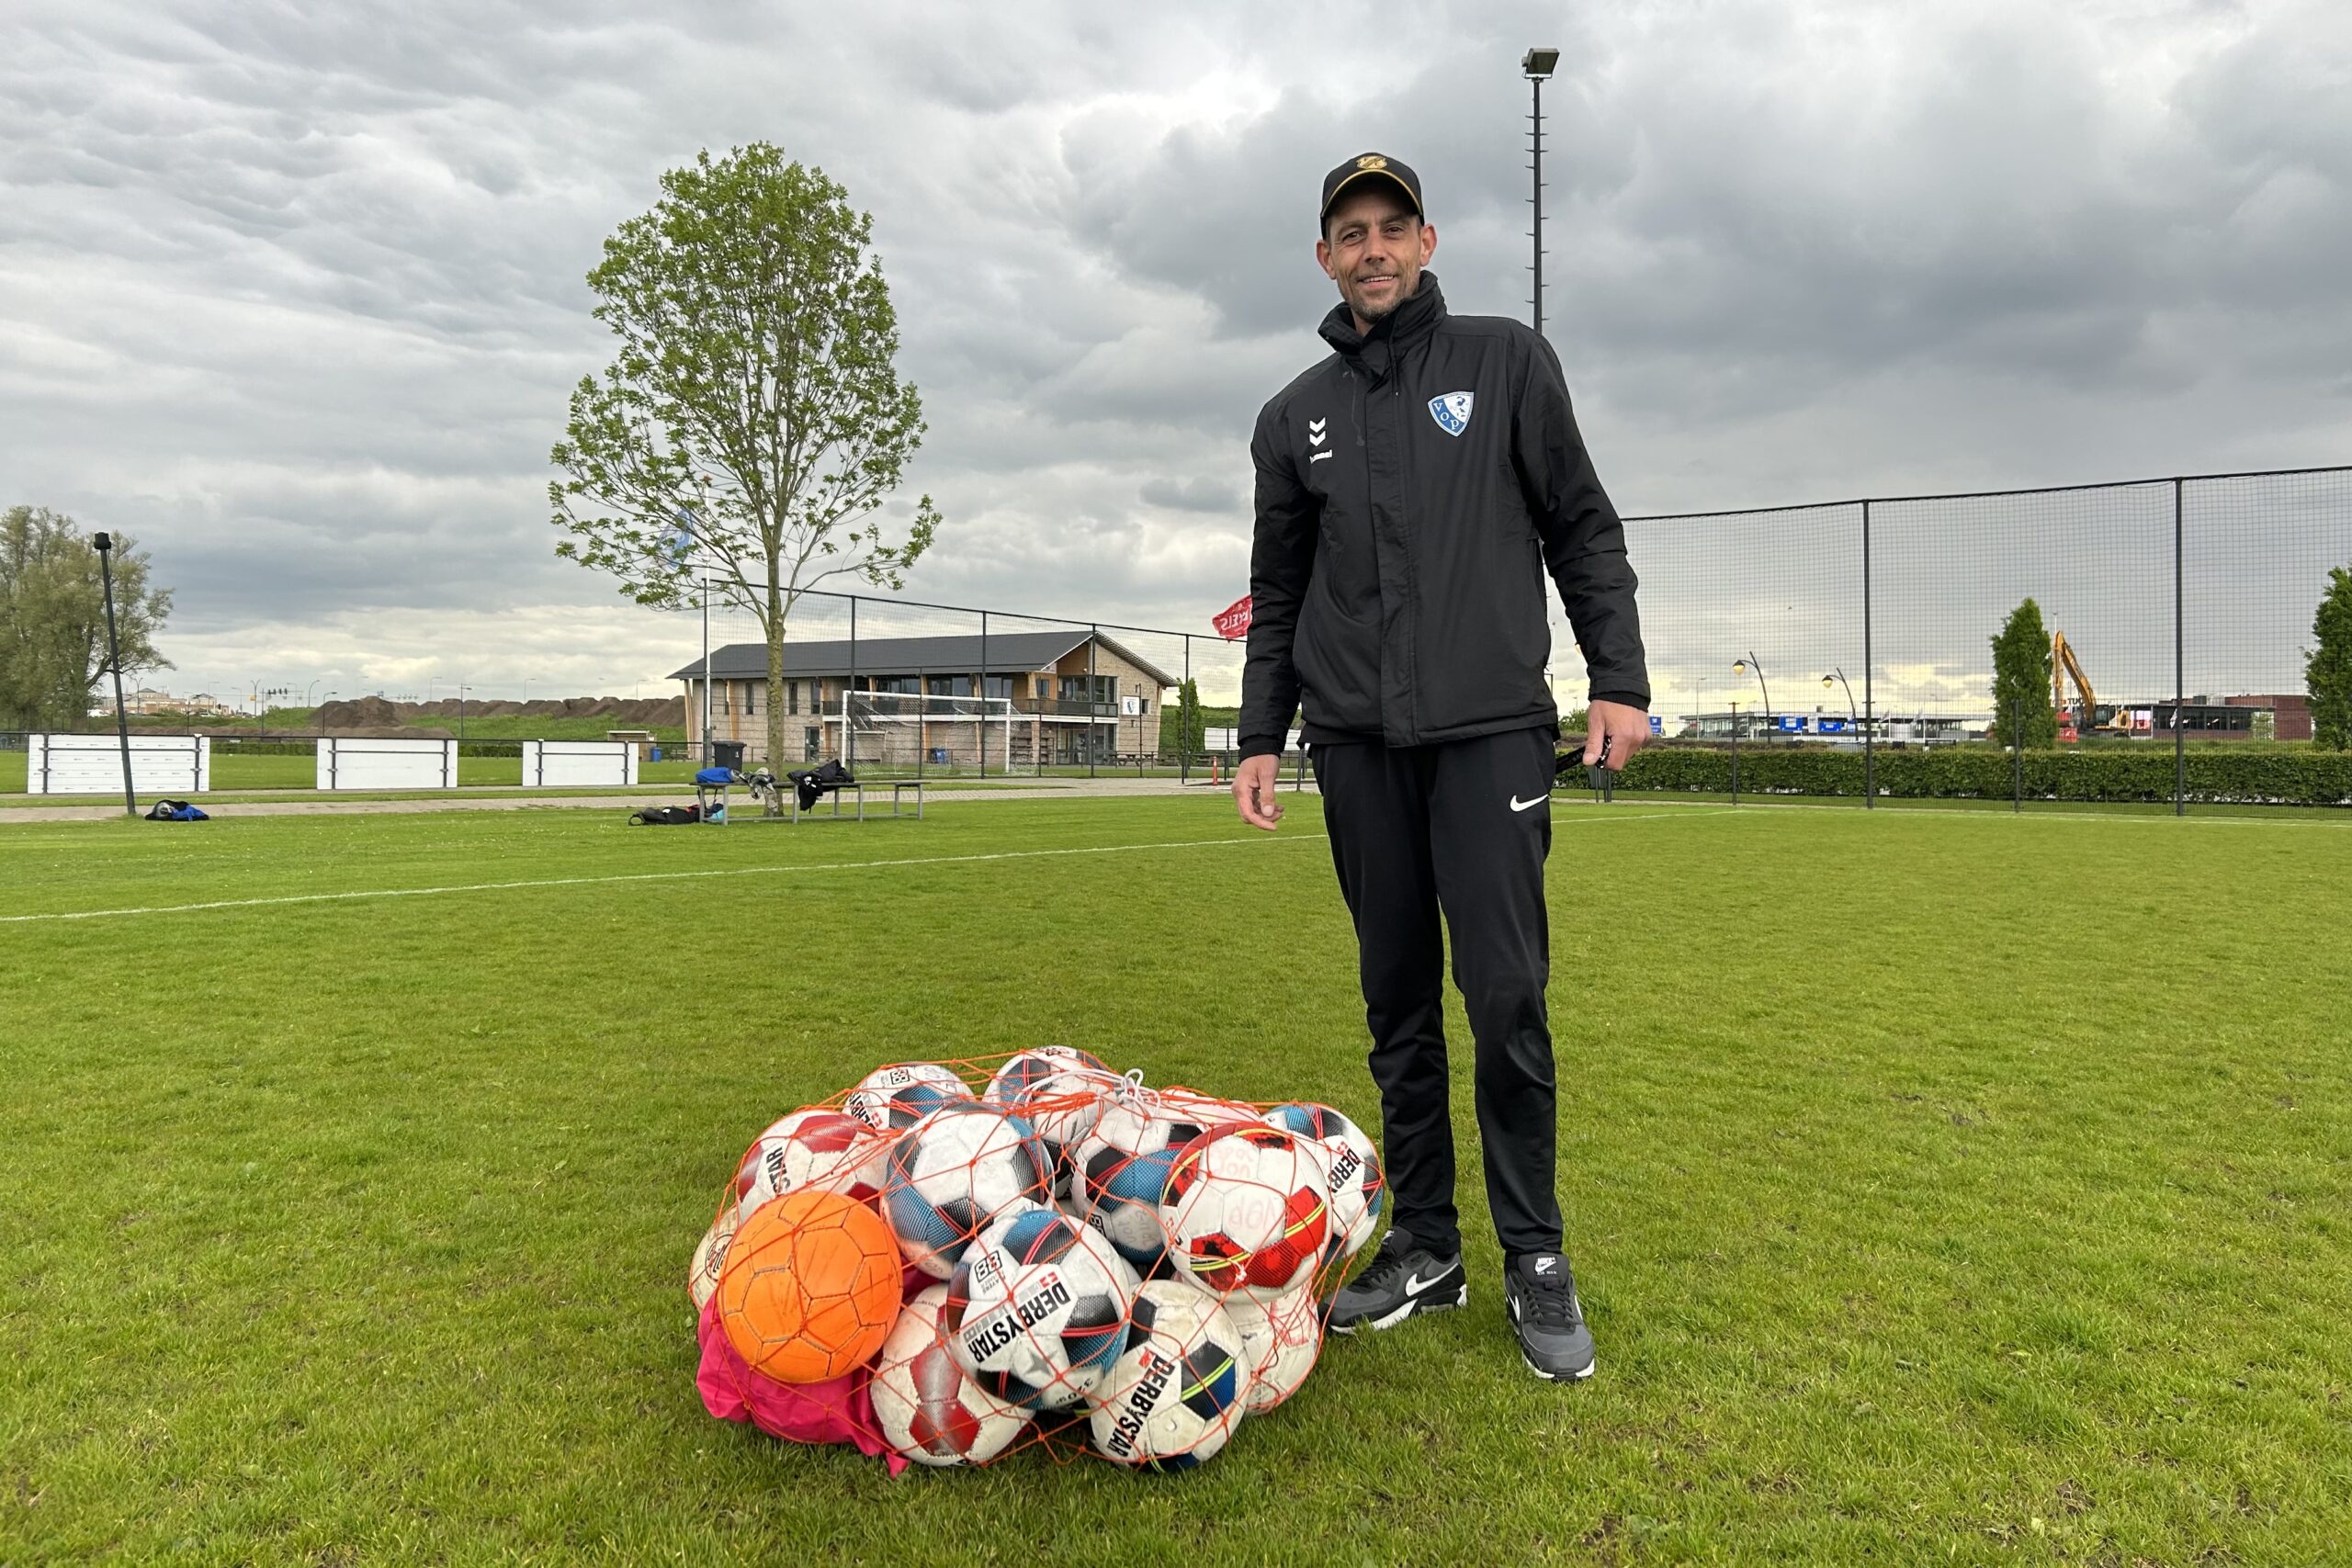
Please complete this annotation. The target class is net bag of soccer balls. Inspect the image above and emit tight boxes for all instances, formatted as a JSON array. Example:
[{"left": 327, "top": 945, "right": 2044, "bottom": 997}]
[{"left": 687, "top": 1047, "right": 1386, "bottom": 1472}]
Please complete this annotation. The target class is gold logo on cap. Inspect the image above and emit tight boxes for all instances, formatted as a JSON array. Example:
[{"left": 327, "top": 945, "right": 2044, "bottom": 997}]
[{"left": 1356, "top": 154, "right": 1388, "bottom": 171}]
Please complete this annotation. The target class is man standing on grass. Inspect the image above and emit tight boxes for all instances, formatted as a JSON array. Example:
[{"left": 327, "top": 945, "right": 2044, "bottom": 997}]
[{"left": 1232, "top": 153, "right": 1650, "bottom": 1382}]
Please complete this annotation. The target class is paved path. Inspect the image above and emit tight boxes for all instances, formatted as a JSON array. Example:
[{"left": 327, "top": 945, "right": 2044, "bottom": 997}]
[{"left": 0, "top": 774, "right": 1313, "bottom": 825}]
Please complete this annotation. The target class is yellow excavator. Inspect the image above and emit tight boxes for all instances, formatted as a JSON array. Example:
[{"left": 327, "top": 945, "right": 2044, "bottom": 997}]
[{"left": 2052, "top": 631, "right": 2127, "bottom": 737}]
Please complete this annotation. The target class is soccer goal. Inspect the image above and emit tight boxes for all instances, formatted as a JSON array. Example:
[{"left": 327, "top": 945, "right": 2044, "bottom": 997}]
[{"left": 838, "top": 692, "right": 1026, "bottom": 777}]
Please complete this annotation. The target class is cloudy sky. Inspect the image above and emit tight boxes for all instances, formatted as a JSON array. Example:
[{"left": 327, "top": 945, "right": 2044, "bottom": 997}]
[{"left": 4, "top": 0, "right": 2347, "bottom": 713}]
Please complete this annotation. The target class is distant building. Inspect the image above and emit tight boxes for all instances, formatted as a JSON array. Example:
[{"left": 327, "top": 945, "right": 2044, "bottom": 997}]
[
  {"left": 2225, "top": 694, "right": 2312, "bottom": 742},
  {"left": 671, "top": 630, "right": 1178, "bottom": 765}
]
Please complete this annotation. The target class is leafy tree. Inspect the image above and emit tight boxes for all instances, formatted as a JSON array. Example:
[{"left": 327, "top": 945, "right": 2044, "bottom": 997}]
[
  {"left": 549, "top": 143, "right": 938, "bottom": 789},
  {"left": 1988, "top": 596, "right": 2056, "bottom": 749},
  {"left": 2309, "top": 564, "right": 2352, "bottom": 750},
  {"left": 1167, "top": 678, "right": 1204, "bottom": 761},
  {"left": 0, "top": 506, "right": 171, "bottom": 730}
]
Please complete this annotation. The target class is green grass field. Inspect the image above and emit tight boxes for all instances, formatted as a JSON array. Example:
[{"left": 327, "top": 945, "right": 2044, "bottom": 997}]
[{"left": 4, "top": 796, "right": 2348, "bottom": 1564}]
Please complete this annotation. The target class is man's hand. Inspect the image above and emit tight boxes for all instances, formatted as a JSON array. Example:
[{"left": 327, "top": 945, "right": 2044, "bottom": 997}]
[
  {"left": 1581, "top": 700, "right": 1651, "bottom": 769},
  {"left": 1232, "top": 753, "right": 1284, "bottom": 831}
]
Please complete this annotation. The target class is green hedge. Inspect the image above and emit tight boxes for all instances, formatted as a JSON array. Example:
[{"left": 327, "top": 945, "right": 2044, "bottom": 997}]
[{"left": 1615, "top": 745, "right": 2352, "bottom": 807}]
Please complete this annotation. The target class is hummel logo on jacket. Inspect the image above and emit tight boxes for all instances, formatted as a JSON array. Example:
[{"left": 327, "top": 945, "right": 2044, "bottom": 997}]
[{"left": 1238, "top": 273, "right": 1648, "bottom": 758}]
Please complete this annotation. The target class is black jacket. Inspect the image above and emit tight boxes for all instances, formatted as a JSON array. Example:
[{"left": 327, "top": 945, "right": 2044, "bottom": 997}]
[{"left": 1239, "top": 274, "right": 1647, "bottom": 757}]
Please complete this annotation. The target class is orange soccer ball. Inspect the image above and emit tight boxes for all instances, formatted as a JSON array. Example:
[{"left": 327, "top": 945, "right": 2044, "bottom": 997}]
[{"left": 718, "top": 1189, "right": 904, "bottom": 1384}]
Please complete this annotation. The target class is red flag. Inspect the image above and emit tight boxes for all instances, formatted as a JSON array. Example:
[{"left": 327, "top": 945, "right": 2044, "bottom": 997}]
[{"left": 1213, "top": 594, "right": 1252, "bottom": 640}]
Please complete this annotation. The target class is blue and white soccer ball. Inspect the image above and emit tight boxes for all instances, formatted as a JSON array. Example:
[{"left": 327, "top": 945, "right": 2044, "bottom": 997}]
[
  {"left": 944, "top": 1206, "right": 1139, "bottom": 1411},
  {"left": 1262, "top": 1102, "right": 1386, "bottom": 1262},
  {"left": 1071, "top": 1090, "right": 1242, "bottom": 1271},
  {"left": 1088, "top": 1280, "right": 1251, "bottom": 1470},
  {"left": 844, "top": 1062, "right": 975, "bottom": 1134},
  {"left": 871, "top": 1284, "right": 1034, "bottom": 1468},
  {"left": 883, "top": 1103, "right": 1053, "bottom": 1279},
  {"left": 1077, "top": 1145, "right": 1184, "bottom": 1271}
]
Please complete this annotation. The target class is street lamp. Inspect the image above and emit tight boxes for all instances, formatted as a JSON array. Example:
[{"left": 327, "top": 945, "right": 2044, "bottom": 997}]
[
  {"left": 1734, "top": 652, "right": 1771, "bottom": 739},
  {"left": 91, "top": 532, "right": 138, "bottom": 817},
  {"left": 1521, "top": 47, "right": 1561, "bottom": 337},
  {"left": 1822, "top": 669, "right": 1857, "bottom": 730},
  {"left": 314, "top": 690, "right": 336, "bottom": 737},
  {"left": 458, "top": 681, "right": 471, "bottom": 743}
]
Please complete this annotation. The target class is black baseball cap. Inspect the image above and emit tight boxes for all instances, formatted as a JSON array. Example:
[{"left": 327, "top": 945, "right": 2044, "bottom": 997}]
[{"left": 1319, "top": 152, "right": 1423, "bottom": 228}]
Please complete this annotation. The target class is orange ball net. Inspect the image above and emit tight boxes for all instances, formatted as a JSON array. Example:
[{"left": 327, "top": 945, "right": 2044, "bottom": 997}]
[{"left": 689, "top": 1048, "right": 1387, "bottom": 1473}]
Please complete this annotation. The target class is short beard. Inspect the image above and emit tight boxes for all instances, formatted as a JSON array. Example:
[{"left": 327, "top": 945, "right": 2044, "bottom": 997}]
[{"left": 1348, "top": 271, "right": 1412, "bottom": 322}]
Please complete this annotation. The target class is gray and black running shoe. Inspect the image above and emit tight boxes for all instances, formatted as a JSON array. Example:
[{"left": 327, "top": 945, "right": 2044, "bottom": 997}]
[
  {"left": 1505, "top": 1252, "right": 1596, "bottom": 1382},
  {"left": 1329, "top": 1229, "right": 1466, "bottom": 1335}
]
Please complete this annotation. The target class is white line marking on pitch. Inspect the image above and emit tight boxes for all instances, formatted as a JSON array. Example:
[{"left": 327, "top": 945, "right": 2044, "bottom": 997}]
[{"left": 0, "top": 810, "right": 1702, "bottom": 926}]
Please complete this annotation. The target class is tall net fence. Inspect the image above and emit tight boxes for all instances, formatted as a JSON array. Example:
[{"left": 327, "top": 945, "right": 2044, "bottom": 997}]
[
  {"left": 9, "top": 467, "right": 2346, "bottom": 810},
  {"left": 1602, "top": 466, "right": 2352, "bottom": 811}
]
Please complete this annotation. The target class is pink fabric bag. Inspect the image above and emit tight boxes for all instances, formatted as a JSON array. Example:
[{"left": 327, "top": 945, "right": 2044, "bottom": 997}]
[{"left": 695, "top": 1296, "right": 910, "bottom": 1476}]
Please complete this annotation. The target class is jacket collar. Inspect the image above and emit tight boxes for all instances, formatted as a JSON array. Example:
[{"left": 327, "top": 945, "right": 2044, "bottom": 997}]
[{"left": 1319, "top": 271, "right": 1446, "bottom": 381}]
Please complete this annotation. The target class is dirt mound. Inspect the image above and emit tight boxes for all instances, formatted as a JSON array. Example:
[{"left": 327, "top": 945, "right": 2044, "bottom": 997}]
[{"left": 318, "top": 695, "right": 401, "bottom": 729}]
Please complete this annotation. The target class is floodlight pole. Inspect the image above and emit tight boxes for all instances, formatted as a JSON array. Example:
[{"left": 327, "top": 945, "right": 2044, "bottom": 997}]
[
  {"left": 93, "top": 532, "right": 138, "bottom": 818},
  {"left": 1522, "top": 48, "right": 1559, "bottom": 336}
]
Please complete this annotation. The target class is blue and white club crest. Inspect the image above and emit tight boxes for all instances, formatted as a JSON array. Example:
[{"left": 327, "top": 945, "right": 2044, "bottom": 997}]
[{"left": 1428, "top": 391, "right": 1475, "bottom": 436}]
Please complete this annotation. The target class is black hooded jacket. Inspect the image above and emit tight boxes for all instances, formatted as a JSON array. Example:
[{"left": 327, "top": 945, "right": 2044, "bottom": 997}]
[{"left": 1238, "top": 274, "right": 1648, "bottom": 757}]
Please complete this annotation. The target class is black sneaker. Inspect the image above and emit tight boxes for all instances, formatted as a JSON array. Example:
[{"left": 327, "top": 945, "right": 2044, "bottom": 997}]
[
  {"left": 1329, "top": 1229, "right": 1466, "bottom": 1335},
  {"left": 1505, "top": 1253, "right": 1596, "bottom": 1381}
]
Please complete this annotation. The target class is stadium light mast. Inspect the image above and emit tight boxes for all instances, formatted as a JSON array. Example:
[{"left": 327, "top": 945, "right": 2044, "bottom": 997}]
[
  {"left": 92, "top": 532, "right": 138, "bottom": 818},
  {"left": 1522, "top": 47, "right": 1561, "bottom": 336}
]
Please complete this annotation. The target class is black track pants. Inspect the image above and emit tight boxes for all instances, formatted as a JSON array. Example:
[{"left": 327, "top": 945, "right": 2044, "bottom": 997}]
[{"left": 1311, "top": 727, "right": 1563, "bottom": 1260}]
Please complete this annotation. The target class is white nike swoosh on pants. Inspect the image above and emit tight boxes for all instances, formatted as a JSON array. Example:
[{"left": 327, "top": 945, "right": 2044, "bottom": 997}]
[{"left": 1509, "top": 794, "right": 1547, "bottom": 812}]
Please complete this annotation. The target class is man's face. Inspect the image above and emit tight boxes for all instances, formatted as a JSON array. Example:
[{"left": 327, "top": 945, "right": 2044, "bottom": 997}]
[{"left": 1317, "top": 186, "right": 1438, "bottom": 327}]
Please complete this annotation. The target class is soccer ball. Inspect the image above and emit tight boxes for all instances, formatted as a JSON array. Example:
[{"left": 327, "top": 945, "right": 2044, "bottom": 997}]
[
  {"left": 1088, "top": 1280, "right": 1251, "bottom": 1470},
  {"left": 871, "top": 1284, "right": 1033, "bottom": 1467},
  {"left": 717, "top": 1190, "right": 903, "bottom": 1384},
  {"left": 882, "top": 1103, "right": 1053, "bottom": 1279},
  {"left": 1262, "top": 1102, "right": 1386, "bottom": 1261},
  {"left": 688, "top": 1202, "right": 740, "bottom": 1313},
  {"left": 944, "top": 1206, "right": 1139, "bottom": 1411},
  {"left": 733, "top": 1108, "right": 884, "bottom": 1218},
  {"left": 1161, "top": 1123, "right": 1331, "bottom": 1301},
  {"left": 988, "top": 1049, "right": 1123, "bottom": 1193},
  {"left": 1077, "top": 1144, "right": 1183, "bottom": 1271},
  {"left": 843, "top": 1062, "right": 975, "bottom": 1133},
  {"left": 1071, "top": 1091, "right": 1238, "bottom": 1271},
  {"left": 981, "top": 1045, "right": 1110, "bottom": 1105},
  {"left": 1224, "top": 1286, "right": 1321, "bottom": 1414}
]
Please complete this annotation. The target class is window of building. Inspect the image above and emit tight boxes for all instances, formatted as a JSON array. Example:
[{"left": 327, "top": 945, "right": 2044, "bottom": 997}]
[
  {"left": 983, "top": 674, "right": 1014, "bottom": 700},
  {"left": 786, "top": 680, "right": 797, "bottom": 716},
  {"left": 927, "top": 674, "right": 973, "bottom": 697},
  {"left": 743, "top": 682, "right": 759, "bottom": 716},
  {"left": 1035, "top": 677, "right": 1049, "bottom": 700},
  {"left": 876, "top": 675, "right": 920, "bottom": 696}
]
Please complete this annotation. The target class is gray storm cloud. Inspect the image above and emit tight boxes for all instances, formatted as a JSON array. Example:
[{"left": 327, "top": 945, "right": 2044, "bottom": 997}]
[{"left": 1, "top": 0, "right": 2345, "bottom": 707}]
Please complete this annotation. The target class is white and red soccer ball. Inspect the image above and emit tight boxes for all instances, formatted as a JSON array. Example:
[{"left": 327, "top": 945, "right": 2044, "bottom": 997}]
[
  {"left": 870, "top": 1284, "right": 1033, "bottom": 1467},
  {"left": 1159, "top": 1123, "right": 1331, "bottom": 1301},
  {"left": 733, "top": 1108, "right": 883, "bottom": 1219}
]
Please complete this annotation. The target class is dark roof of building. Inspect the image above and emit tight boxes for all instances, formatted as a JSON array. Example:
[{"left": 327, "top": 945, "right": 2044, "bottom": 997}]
[{"left": 668, "top": 629, "right": 1180, "bottom": 688}]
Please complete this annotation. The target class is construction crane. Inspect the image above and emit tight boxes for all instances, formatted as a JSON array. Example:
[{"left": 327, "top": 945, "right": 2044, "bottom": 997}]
[{"left": 2051, "top": 631, "right": 2124, "bottom": 735}]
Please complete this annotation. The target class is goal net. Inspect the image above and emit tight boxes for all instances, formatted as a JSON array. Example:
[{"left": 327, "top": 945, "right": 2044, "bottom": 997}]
[{"left": 839, "top": 692, "right": 1023, "bottom": 777}]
